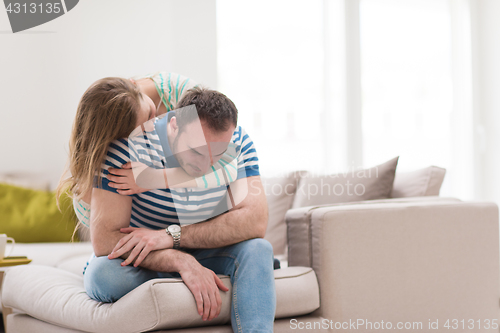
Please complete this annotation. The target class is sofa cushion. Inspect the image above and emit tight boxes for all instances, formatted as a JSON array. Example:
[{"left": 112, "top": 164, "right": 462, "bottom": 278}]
[
  {"left": 9, "top": 242, "right": 93, "bottom": 268},
  {"left": 56, "top": 253, "right": 94, "bottom": 276},
  {"left": 391, "top": 166, "right": 446, "bottom": 198},
  {"left": 2, "top": 265, "right": 319, "bottom": 332},
  {"left": 0, "top": 242, "right": 94, "bottom": 314},
  {"left": 292, "top": 156, "right": 399, "bottom": 208},
  {"left": 262, "top": 172, "right": 301, "bottom": 256},
  {"left": 7, "top": 313, "right": 88, "bottom": 333},
  {"left": 273, "top": 266, "right": 319, "bottom": 318},
  {"left": 0, "top": 183, "right": 78, "bottom": 242}
]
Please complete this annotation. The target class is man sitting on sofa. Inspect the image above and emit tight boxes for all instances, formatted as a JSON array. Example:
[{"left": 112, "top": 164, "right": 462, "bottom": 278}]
[{"left": 84, "top": 87, "right": 276, "bottom": 332}]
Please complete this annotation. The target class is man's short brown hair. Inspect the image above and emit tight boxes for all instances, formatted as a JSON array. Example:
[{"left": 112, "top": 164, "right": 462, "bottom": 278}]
[{"left": 175, "top": 86, "right": 238, "bottom": 133}]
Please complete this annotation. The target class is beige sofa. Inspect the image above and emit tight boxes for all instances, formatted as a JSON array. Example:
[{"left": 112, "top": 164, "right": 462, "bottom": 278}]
[{"left": 2, "top": 159, "right": 499, "bottom": 332}]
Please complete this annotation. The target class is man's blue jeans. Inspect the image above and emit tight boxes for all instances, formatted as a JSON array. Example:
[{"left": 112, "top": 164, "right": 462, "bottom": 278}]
[{"left": 83, "top": 238, "right": 276, "bottom": 333}]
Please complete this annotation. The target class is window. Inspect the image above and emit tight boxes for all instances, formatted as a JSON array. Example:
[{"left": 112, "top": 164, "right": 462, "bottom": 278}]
[
  {"left": 217, "top": 0, "right": 473, "bottom": 199},
  {"left": 360, "top": 0, "right": 453, "bottom": 172},
  {"left": 217, "top": 0, "right": 325, "bottom": 175}
]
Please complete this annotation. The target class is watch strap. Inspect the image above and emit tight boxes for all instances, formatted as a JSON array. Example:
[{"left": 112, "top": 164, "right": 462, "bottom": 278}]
[{"left": 171, "top": 232, "right": 181, "bottom": 249}]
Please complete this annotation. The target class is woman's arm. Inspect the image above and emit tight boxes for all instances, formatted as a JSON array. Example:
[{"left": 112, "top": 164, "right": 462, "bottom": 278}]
[
  {"left": 107, "top": 155, "right": 238, "bottom": 195},
  {"left": 132, "top": 72, "right": 199, "bottom": 116},
  {"left": 134, "top": 78, "right": 167, "bottom": 116}
]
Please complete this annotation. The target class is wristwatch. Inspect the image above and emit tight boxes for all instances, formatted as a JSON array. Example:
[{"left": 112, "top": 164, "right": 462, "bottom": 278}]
[{"left": 166, "top": 224, "right": 181, "bottom": 249}]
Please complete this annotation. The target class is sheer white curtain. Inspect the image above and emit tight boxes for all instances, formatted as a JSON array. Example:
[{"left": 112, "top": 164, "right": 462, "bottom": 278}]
[
  {"left": 217, "top": 0, "right": 474, "bottom": 199},
  {"left": 359, "top": 0, "right": 474, "bottom": 199},
  {"left": 216, "top": 0, "right": 325, "bottom": 176}
]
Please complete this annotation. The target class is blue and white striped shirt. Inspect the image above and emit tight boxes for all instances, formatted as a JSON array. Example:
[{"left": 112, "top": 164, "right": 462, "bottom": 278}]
[{"left": 97, "top": 113, "right": 259, "bottom": 229}]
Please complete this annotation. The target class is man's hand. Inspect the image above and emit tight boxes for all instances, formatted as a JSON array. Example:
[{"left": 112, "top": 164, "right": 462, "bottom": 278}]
[
  {"left": 178, "top": 256, "right": 230, "bottom": 321},
  {"left": 108, "top": 227, "right": 173, "bottom": 266},
  {"left": 107, "top": 162, "right": 150, "bottom": 195}
]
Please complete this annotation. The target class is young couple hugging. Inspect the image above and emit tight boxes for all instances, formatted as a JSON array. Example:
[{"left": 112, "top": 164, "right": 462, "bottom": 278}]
[{"left": 57, "top": 72, "right": 276, "bottom": 332}]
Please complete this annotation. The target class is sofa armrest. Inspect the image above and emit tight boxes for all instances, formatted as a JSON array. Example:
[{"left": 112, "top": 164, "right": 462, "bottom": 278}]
[
  {"left": 286, "top": 198, "right": 499, "bottom": 327},
  {"left": 286, "top": 196, "right": 462, "bottom": 267}
]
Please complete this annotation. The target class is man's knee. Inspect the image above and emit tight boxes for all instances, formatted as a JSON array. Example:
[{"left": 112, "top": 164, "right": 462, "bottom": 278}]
[
  {"left": 84, "top": 256, "right": 129, "bottom": 303},
  {"left": 247, "top": 238, "right": 273, "bottom": 255},
  {"left": 238, "top": 238, "right": 274, "bottom": 264}
]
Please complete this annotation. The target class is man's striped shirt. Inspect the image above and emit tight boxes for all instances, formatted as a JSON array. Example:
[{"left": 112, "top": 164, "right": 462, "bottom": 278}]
[{"left": 96, "top": 115, "right": 259, "bottom": 229}]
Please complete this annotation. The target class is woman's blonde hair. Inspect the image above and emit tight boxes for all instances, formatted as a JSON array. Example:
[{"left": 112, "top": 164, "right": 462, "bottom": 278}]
[{"left": 56, "top": 77, "right": 142, "bottom": 206}]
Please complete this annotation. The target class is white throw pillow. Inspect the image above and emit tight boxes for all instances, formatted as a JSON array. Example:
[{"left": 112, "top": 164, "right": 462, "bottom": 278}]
[
  {"left": 292, "top": 156, "right": 399, "bottom": 208},
  {"left": 391, "top": 166, "right": 446, "bottom": 198},
  {"left": 261, "top": 172, "right": 301, "bottom": 256}
]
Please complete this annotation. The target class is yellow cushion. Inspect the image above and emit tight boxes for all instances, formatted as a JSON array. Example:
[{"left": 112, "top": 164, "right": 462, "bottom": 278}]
[{"left": 0, "top": 183, "right": 77, "bottom": 242}]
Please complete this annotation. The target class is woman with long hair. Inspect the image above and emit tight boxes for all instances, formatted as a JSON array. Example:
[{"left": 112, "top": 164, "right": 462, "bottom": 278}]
[{"left": 56, "top": 73, "right": 236, "bottom": 229}]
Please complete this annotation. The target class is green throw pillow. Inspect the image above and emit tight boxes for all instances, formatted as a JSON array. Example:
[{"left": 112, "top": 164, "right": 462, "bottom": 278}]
[{"left": 0, "top": 183, "right": 78, "bottom": 242}]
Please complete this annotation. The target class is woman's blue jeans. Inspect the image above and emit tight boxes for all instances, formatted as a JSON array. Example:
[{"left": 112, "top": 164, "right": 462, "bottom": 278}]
[{"left": 83, "top": 238, "right": 276, "bottom": 333}]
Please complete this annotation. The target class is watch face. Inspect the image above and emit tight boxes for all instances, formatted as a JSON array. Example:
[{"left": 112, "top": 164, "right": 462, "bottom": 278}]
[{"left": 169, "top": 225, "right": 181, "bottom": 233}]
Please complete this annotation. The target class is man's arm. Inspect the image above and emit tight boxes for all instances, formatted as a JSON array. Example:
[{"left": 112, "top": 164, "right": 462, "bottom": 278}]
[
  {"left": 107, "top": 175, "right": 268, "bottom": 255},
  {"left": 90, "top": 188, "right": 228, "bottom": 321},
  {"left": 180, "top": 175, "right": 268, "bottom": 249},
  {"left": 90, "top": 187, "right": 174, "bottom": 263}
]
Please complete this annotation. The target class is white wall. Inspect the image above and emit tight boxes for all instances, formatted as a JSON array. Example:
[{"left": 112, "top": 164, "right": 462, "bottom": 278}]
[
  {"left": 2, "top": 0, "right": 500, "bottom": 204},
  {"left": 0, "top": 0, "right": 217, "bottom": 189}
]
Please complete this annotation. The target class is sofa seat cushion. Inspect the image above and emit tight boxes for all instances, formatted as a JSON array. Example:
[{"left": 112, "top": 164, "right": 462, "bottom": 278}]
[
  {"left": 10, "top": 242, "right": 94, "bottom": 268},
  {"left": 2, "top": 265, "right": 319, "bottom": 332}
]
